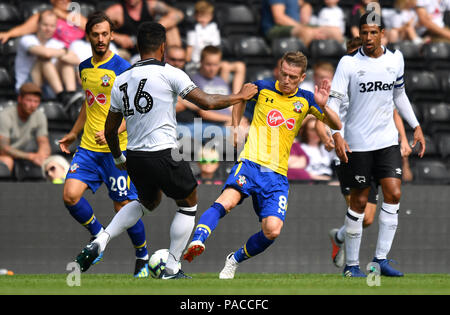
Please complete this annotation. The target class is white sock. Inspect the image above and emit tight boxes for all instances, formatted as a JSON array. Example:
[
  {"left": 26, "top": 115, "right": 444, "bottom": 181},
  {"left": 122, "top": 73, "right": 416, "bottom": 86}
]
[
  {"left": 337, "top": 225, "right": 346, "bottom": 243},
  {"left": 375, "top": 202, "right": 399, "bottom": 260},
  {"left": 344, "top": 208, "right": 365, "bottom": 267},
  {"left": 95, "top": 200, "right": 147, "bottom": 253},
  {"left": 165, "top": 205, "right": 197, "bottom": 274}
]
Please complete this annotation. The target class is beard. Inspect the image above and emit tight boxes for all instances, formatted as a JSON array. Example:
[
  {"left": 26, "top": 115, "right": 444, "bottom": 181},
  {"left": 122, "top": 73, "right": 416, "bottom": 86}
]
[{"left": 92, "top": 43, "right": 109, "bottom": 56}]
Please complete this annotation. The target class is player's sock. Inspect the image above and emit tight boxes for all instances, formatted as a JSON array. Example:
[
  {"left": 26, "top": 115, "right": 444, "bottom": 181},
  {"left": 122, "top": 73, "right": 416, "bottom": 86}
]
[
  {"left": 233, "top": 230, "right": 274, "bottom": 263},
  {"left": 336, "top": 225, "right": 346, "bottom": 244},
  {"left": 65, "top": 197, "right": 103, "bottom": 236},
  {"left": 166, "top": 205, "right": 197, "bottom": 274},
  {"left": 191, "top": 202, "right": 226, "bottom": 243},
  {"left": 375, "top": 203, "right": 399, "bottom": 260},
  {"left": 99, "top": 200, "right": 147, "bottom": 252},
  {"left": 126, "top": 219, "right": 148, "bottom": 259},
  {"left": 344, "top": 208, "right": 364, "bottom": 266}
]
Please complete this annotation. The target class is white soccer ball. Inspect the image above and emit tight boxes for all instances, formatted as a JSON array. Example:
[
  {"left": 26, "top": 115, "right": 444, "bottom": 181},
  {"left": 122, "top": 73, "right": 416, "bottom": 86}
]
[{"left": 148, "top": 249, "right": 181, "bottom": 278}]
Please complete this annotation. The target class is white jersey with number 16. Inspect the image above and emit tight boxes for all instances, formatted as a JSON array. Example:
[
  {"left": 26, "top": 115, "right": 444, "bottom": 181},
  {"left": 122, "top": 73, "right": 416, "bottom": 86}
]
[{"left": 110, "top": 58, "right": 197, "bottom": 152}]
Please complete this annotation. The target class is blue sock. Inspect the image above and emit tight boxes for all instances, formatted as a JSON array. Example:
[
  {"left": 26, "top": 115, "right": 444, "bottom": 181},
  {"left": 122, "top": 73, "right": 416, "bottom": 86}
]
[
  {"left": 126, "top": 219, "right": 148, "bottom": 259},
  {"left": 234, "top": 230, "right": 274, "bottom": 263},
  {"left": 192, "top": 202, "right": 226, "bottom": 243},
  {"left": 65, "top": 197, "right": 103, "bottom": 236}
]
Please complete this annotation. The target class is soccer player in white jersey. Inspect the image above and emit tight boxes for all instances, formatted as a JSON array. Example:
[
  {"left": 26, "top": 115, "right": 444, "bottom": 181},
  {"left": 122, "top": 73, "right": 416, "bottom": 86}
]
[
  {"left": 328, "top": 12, "right": 426, "bottom": 277},
  {"left": 74, "top": 22, "right": 257, "bottom": 279}
]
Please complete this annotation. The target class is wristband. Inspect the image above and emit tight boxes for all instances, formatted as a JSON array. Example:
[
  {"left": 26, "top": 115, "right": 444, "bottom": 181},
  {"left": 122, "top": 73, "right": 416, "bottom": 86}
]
[{"left": 113, "top": 153, "right": 126, "bottom": 165}]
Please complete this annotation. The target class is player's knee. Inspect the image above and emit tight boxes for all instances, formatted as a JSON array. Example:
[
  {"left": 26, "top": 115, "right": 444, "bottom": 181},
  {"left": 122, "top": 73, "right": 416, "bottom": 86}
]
[
  {"left": 263, "top": 227, "right": 281, "bottom": 241},
  {"left": 62, "top": 189, "right": 81, "bottom": 206},
  {"left": 352, "top": 195, "right": 368, "bottom": 212},
  {"left": 385, "top": 189, "right": 401, "bottom": 204}
]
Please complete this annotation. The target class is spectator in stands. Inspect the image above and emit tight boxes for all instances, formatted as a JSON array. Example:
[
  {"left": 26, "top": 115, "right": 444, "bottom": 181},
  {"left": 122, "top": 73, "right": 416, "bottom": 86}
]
[
  {"left": 0, "top": 0, "right": 87, "bottom": 48},
  {"left": 0, "top": 83, "right": 50, "bottom": 175},
  {"left": 261, "top": 0, "right": 343, "bottom": 46},
  {"left": 166, "top": 45, "right": 202, "bottom": 139},
  {"left": 186, "top": 0, "right": 246, "bottom": 94},
  {"left": 42, "top": 154, "right": 70, "bottom": 184},
  {"left": 300, "top": 61, "right": 335, "bottom": 93},
  {"left": 105, "top": 0, "right": 184, "bottom": 60},
  {"left": 287, "top": 137, "right": 312, "bottom": 181},
  {"left": 196, "top": 146, "right": 223, "bottom": 185},
  {"left": 415, "top": 0, "right": 450, "bottom": 42},
  {"left": 298, "top": 0, "right": 314, "bottom": 25},
  {"left": 191, "top": 46, "right": 233, "bottom": 139},
  {"left": 384, "top": 0, "right": 423, "bottom": 44},
  {"left": 299, "top": 117, "right": 334, "bottom": 181},
  {"left": 14, "top": 10, "right": 80, "bottom": 104},
  {"left": 316, "top": 0, "right": 346, "bottom": 42}
]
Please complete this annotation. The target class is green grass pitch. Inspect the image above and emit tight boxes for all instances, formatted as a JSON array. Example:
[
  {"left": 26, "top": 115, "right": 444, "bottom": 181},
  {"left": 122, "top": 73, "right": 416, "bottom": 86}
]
[{"left": 0, "top": 273, "right": 449, "bottom": 295}]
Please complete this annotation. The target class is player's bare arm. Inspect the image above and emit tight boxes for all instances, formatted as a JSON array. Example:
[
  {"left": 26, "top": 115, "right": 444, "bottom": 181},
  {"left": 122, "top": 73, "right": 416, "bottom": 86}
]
[
  {"left": 184, "top": 83, "right": 257, "bottom": 111},
  {"left": 332, "top": 132, "right": 351, "bottom": 163},
  {"left": 59, "top": 101, "right": 87, "bottom": 154},
  {"left": 314, "top": 79, "right": 342, "bottom": 131},
  {"left": 104, "top": 110, "right": 126, "bottom": 170},
  {"left": 393, "top": 109, "right": 412, "bottom": 157},
  {"left": 315, "top": 119, "right": 335, "bottom": 151}
]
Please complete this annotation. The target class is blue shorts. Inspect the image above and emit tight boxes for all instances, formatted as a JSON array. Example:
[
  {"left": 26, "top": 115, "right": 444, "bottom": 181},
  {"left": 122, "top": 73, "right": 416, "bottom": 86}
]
[
  {"left": 66, "top": 147, "right": 138, "bottom": 202},
  {"left": 223, "top": 159, "right": 289, "bottom": 222}
]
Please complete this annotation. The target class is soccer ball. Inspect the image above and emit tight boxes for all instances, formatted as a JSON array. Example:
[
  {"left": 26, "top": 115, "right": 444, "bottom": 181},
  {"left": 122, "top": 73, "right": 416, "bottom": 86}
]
[
  {"left": 148, "top": 249, "right": 169, "bottom": 278},
  {"left": 148, "top": 249, "right": 181, "bottom": 278}
]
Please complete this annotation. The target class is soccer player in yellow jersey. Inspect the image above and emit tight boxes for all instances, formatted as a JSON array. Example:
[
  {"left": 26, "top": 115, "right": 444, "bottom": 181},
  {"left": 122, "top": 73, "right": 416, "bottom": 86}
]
[
  {"left": 58, "top": 12, "right": 149, "bottom": 277},
  {"left": 184, "top": 51, "right": 342, "bottom": 279}
]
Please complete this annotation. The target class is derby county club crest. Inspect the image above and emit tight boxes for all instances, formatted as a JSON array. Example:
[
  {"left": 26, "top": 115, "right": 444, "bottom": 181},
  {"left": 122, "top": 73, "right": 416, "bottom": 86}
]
[
  {"left": 101, "top": 74, "right": 111, "bottom": 87},
  {"left": 236, "top": 175, "right": 247, "bottom": 187},
  {"left": 293, "top": 101, "right": 303, "bottom": 113}
]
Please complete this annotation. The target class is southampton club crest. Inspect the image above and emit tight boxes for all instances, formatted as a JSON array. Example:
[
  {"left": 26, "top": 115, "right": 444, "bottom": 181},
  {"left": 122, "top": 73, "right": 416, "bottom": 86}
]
[
  {"left": 68, "top": 163, "right": 80, "bottom": 174},
  {"left": 293, "top": 101, "right": 304, "bottom": 113},
  {"left": 236, "top": 175, "right": 247, "bottom": 187},
  {"left": 101, "top": 74, "right": 111, "bottom": 87}
]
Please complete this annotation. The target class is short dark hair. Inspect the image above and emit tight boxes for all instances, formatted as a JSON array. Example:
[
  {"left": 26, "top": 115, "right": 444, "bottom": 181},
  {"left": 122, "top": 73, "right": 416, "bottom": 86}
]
[
  {"left": 359, "top": 11, "right": 385, "bottom": 30},
  {"left": 200, "top": 45, "right": 222, "bottom": 61},
  {"left": 137, "top": 22, "right": 166, "bottom": 54},
  {"left": 86, "top": 11, "right": 115, "bottom": 35}
]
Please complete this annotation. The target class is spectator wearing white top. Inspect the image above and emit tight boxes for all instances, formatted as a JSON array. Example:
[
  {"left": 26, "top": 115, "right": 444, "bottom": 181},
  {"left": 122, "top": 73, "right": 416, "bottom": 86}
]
[
  {"left": 299, "top": 117, "right": 334, "bottom": 181},
  {"left": 415, "top": 0, "right": 450, "bottom": 41},
  {"left": 384, "top": 0, "right": 423, "bottom": 43},
  {"left": 14, "top": 10, "right": 79, "bottom": 103},
  {"left": 186, "top": 0, "right": 246, "bottom": 94},
  {"left": 316, "top": 0, "right": 346, "bottom": 41}
]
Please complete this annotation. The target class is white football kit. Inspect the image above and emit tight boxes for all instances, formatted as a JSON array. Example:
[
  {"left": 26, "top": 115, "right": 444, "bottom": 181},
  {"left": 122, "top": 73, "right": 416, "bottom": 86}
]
[
  {"left": 110, "top": 58, "right": 197, "bottom": 152},
  {"left": 329, "top": 47, "right": 413, "bottom": 152}
]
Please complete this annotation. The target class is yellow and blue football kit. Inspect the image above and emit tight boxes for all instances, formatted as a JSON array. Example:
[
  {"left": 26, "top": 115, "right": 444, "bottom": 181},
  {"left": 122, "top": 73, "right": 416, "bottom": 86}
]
[
  {"left": 66, "top": 53, "right": 137, "bottom": 201},
  {"left": 65, "top": 53, "right": 148, "bottom": 268},
  {"left": 224, "top": 79, "right": 325, "bottom": 221}
]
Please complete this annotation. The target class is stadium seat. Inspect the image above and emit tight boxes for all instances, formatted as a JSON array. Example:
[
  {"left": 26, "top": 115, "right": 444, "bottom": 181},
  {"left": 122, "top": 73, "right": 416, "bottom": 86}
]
[
  {"left": 422, "top": 102, "right": 450, "bottom": 123},
  {"left": 412, "top": 159, "right": 450, "bottom": 185},
  {"left": 40, "top": 100, "right": 73, "bottom": 131},
  {"left": 0, "top": 67, "right": 15, "bottom": 99},
  {"left": 0, "top": 2, "right": 22, "bottom": 31},
  {"left": 404, "top": 71, "right": 443, "bottom": 102},
  {"left": 246, "top": 66, "right": 273, "bottom": 82},
  {"left": 13, "top": 159, "right": 45, "bottom": 182},
  {"left": 19, "top": 1, "right": 52, "bottom": 21},
  {"left": 0, "top": 161, "right": 11, "bottom": 179},
  {"left": 175, "top": 1, "right": 196, "bottom": 37},
  {"left": 232, "top": 36, "right": 273, "bottom": 67},
  {"left": 435, "top": 132, "right": 450, "bottom": 158},
  {"left": 0, "top": 99, "right": 16, "bottom": 112},
  {"left": 271, "top": 37, "right": 307, "bottom": 59},
  {"left": 422, "top": 42, "right": 450, "bottom": 70},
  {"left": 79, "top": 3, "right": 96, "bottom": 18},
  {"left": 309, "top": 40, "right": 345, "bottom": 66},
  {"left": 388, "top": 41, "right": 425, "bottom": 70},
  {"left": 215, "top": 4, "right": 258, "bottom": 37},
  {"left": 438, "top": 71, "right": 450, "bottom": 102}
]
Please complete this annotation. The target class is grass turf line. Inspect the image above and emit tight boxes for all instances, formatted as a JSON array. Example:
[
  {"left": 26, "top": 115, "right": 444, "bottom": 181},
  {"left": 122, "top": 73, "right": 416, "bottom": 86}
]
[{"left": 0, "top": 274, "right": 449, "bottom": 295}]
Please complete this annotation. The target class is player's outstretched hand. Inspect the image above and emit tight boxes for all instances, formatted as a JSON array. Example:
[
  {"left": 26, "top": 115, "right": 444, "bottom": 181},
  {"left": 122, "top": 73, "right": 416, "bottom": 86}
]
[
  {"left": 314, "top": 78, "right": 331, "bottom": 108},
  {"left": 412, "top": 125, "right": 426, "bottom": 158},
  {"left": 238, "top": 83, "right": 258, "bottom": 101},
  {"left": 59, "top": 132, "right": 77, "bottom": 154}
]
